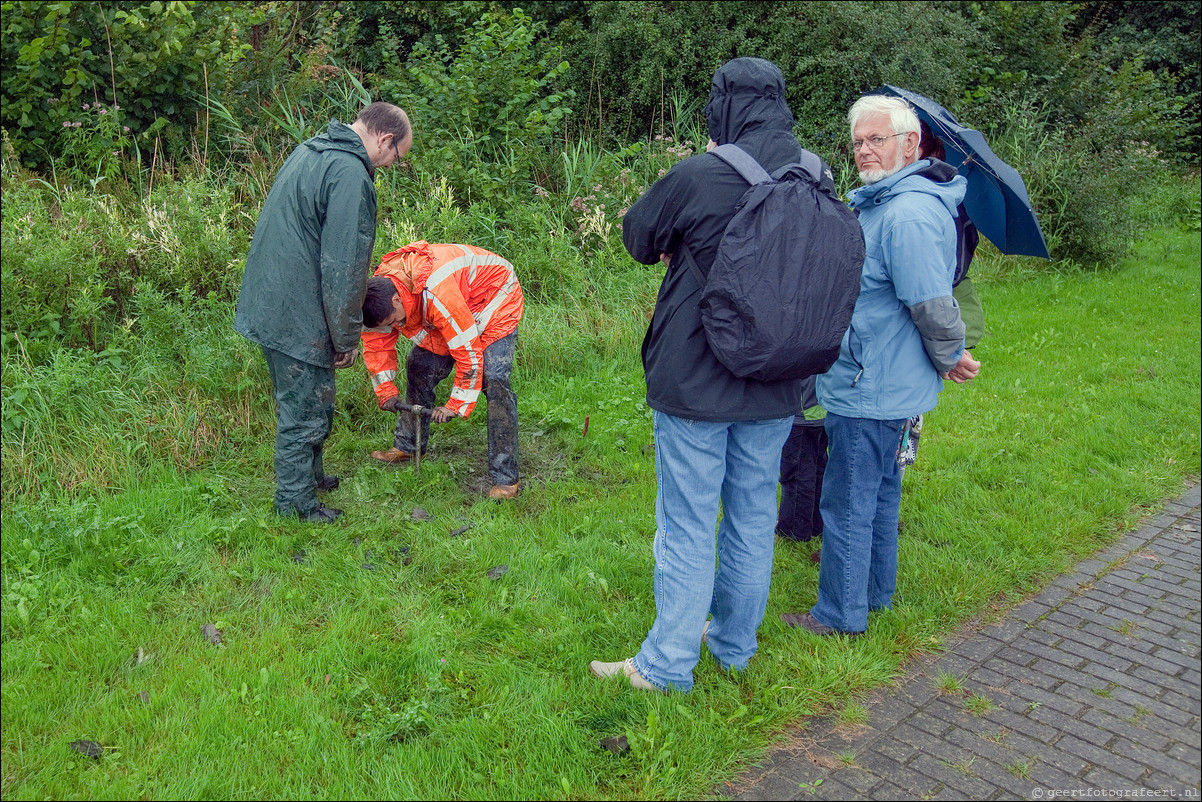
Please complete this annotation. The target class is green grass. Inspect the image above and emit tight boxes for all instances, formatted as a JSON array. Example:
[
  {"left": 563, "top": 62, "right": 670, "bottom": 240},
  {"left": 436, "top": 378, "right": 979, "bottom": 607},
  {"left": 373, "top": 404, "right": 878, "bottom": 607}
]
[{"left": 2, "top": 228, "right": 1199, "bottom": 799}]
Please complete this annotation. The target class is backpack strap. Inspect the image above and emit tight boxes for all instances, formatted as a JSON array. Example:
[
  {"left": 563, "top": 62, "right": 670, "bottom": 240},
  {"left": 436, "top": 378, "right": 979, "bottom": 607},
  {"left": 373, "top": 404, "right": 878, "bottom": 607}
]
[
  {"left": 710, "top": 144, "right": 772, "bottom": 185},
  {"left": 714, "top": 143, "right": 828, "bottom": 185}
]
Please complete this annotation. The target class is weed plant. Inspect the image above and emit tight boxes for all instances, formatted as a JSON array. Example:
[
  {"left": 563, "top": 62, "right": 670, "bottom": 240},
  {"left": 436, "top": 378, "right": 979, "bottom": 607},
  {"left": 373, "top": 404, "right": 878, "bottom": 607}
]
[{"left": 2, "top": 138, "right": 1200, "bottom": 797}]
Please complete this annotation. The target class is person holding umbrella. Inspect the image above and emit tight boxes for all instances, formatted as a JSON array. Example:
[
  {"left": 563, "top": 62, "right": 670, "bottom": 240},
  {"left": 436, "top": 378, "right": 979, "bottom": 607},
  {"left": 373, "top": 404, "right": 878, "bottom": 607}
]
[{"left": 781, "top": 94, "right": 981, "bottom": 637}]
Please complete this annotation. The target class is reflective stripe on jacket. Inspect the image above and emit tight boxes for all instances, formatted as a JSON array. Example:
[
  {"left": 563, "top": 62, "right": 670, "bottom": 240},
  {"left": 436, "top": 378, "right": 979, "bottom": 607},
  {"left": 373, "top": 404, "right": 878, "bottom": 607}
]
[{"left": 361, "top": 241, "right": 523, "bottom": 418}]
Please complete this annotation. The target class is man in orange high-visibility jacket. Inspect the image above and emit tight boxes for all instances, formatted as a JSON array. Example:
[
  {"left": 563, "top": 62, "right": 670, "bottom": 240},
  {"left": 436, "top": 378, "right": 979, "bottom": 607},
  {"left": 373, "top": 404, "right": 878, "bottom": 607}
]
[{"left": 360, "top": 241, "right": 523, "bottom": 499}]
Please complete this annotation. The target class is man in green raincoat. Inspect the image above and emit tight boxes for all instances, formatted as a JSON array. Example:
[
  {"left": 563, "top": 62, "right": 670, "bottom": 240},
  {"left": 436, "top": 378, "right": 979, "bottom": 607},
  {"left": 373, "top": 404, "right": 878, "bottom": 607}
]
[{"left": 235, "top": 101, "right": 412, "bottom": 523}]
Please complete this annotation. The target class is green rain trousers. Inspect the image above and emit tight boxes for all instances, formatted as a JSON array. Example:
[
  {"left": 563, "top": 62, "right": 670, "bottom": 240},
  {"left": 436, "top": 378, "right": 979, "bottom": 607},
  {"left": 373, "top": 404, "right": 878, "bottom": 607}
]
[{"left": 263, "top": 346, "right": 337, "bottom": 516}]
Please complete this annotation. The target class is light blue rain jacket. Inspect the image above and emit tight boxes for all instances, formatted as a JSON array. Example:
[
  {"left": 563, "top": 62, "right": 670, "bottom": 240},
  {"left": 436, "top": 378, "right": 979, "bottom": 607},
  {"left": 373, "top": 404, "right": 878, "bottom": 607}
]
[{"left": 817, "top": 160, "right": 968, "bottom": 420}]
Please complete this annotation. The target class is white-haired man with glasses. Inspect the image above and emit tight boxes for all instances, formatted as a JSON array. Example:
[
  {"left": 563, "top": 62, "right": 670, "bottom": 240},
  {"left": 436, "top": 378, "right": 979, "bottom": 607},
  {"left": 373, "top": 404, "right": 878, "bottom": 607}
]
[{"left": 781, "top": 94, "right": 980, "bottom": 637}]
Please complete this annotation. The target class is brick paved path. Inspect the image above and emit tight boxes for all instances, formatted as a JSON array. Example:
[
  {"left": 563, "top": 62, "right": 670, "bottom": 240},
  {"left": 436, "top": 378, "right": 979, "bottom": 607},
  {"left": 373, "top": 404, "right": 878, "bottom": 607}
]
[{"left": 730, "top": 483, "right": 1201, "bottom": 801}]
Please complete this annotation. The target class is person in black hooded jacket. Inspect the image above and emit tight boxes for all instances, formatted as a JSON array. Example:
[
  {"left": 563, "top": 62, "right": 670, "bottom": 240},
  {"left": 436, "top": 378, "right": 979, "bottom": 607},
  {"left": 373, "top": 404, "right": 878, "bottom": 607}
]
[{"left": 590, "top": 58, "right": 835, "bottom": 693}]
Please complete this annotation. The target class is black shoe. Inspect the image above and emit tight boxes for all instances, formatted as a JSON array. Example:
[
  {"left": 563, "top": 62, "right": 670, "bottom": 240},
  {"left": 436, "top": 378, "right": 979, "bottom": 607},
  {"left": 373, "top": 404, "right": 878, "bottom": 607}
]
[
  {"left": 780, "top": 611, "right": 863, "bottom": 638},
  {"left": 316, "top": 475, "right": 340, "bottom": 492},
  {"left": 298, "top": 505, "right": 343, "bottom": 523}
]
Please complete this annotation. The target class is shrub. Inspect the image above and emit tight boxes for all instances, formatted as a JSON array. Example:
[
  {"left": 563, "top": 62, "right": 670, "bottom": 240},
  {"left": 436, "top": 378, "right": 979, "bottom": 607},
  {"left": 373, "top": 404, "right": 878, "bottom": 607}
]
[{"left": 372, "top": 8, "right": 575, "bottom": 207}]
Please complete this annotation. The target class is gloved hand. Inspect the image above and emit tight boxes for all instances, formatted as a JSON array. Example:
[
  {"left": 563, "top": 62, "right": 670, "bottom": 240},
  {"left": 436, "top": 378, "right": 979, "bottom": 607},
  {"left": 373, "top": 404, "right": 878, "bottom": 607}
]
[
  {"left": 333, "top": 349, "right": 357, "bottom": 370},
  {"left": 381, "top": 396, "right": 406, "bottom": 413}
]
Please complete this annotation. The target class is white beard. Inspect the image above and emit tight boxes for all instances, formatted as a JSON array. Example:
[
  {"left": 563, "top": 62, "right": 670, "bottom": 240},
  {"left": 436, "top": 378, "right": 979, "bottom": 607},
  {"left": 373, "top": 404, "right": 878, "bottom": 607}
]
[{"left": 859, "top": 148, "right": 909, "bottom": 185}]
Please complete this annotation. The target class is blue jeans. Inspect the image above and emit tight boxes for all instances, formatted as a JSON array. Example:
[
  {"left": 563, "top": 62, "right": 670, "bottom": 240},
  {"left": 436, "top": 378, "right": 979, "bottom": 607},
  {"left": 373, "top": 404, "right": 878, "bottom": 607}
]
[
  {"left": 811, "top": 412, "right": 906, "bottom": 632},
  {"left": 632, "top": 411, "right": 793, "bottom": 692}
]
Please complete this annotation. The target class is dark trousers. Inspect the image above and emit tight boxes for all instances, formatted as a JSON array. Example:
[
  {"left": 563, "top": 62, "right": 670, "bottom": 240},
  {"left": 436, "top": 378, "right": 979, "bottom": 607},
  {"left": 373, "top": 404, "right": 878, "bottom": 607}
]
[
  {"left": 776, "top": 418, "right": 828, "bottom": 541},
  {"left": 394, "top": 332, "right": 519, "bottom": 486},
  {"left": 262, "top": 346, "right": 335, "bottom": 516}
]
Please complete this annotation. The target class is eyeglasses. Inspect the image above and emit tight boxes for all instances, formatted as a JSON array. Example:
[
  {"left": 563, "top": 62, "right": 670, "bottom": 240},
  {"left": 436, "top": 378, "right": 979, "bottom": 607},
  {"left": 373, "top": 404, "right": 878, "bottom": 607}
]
[{"left": 852, "top": 133, "right": 905, "bottom": 152}]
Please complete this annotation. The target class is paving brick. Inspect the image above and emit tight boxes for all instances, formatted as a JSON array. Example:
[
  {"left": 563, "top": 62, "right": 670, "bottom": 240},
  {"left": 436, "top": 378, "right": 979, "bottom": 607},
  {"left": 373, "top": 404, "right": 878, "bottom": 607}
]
[
  {"left": 1057, "top": 679, "right": 1146, "bottom": 716},
  {"left": 873, "top": 737, "right": 921, "bottom": 767},
  {"left": 866, "top": 695, "right": 919, "bottom": 729},
  {"left": 980, "top": 618, "right": 1031, "bottom": 643},
  {"left": 1081, "top": 621, "right": 1181, "bottom": 653},
  {"left": 959, "top": 665, "right": 1011, "bottom": 689},
  {"left": 1020, "top": 647, "right": 1087, "bottom": 672},
  {"left": 1079, "top": 660, "right": 1146, "bottom": 690},
  {"left": 1130, "top": 666, "right": 1198, "bottom": 696},
  {"left": 1168, "top": 740, "right": 1201, "bottom": 764},
  {"left": 1153, "top": 690, "right": 1201, "bottom": 724},
  {"left": 1010, "top": 600, "right": 1054, "bottom": 621},
  {"left": 1147, "top": 606, "right": 1197, "bottom": 628},
  {"left": 958, "top": 753, "right": 1045, "bottom": 799},
  {"left": 1081, "top": 764, "right": 1148, "bottom": 789},
  {"left": 964, "top": 711, "right": 1058, "bottom": 753},
  {"left": 1054, "top": 638, "right": 1137, "bottom": 672},
  {"left": 1138, "top": 574, "right": 1191, "bottom": 596},
  {"left": 869, "top": 781, "right": 914, "bottom": 800},
  {"left": 930, "top": 653, "right": 986, "bottom": 678},
  {"left": 1099, "top": 594, "right": 1154, "bottom": 617},
  {"left": 1040, "top": 618, "right": 1110, "bottom": 649},
  {"left": 1078, "top": 708, "right": 1173, "bottom": 751},
  {"left": 1056, "top": 733, "right": 1148, "bottom": 782},
  {"left": 1020, "top": 628, "right": 1065, "bottom": 649},
  {"left": 1044, "top": 609, "right": 1088, "bottom": 630},
  {"left": 1025, "top": 758, "right": 1088, "bottom": 790},
  {"left": 985, "top": 656, "right": 1062, "bottom": 690},
  {"left": 801, "top": 776, "right": 857, "bottom": 800},
  {"left": 887, "top": 722, "right": 945, "bottom": 752},
  {"left": 906, "top": 709, "right": 956, "bottom": 739},
  {"left": 733, "top": 772, "right": 801, "bottom": 801},
  {"left": 1150, "top": 645, "right": 1202, "bottom": 671},
  {"left": 908, "top": 753, "right": 998, "bottom": 799},
  {"left": 825, "top": 766, "right": 880, "bottom": 795},
  {"left": 944, "top": 635, "right": 1006, "bottom": 664},
  {"left": 1112, "top": 737, "right": 1200, "bottom": 784}
]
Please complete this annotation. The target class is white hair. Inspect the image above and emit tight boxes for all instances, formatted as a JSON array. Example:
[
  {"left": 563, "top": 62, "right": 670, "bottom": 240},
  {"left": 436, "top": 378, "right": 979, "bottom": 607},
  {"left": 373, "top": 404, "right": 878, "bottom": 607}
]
[{"left": 848, "top": 95, "right": 920, "bottom": 140}]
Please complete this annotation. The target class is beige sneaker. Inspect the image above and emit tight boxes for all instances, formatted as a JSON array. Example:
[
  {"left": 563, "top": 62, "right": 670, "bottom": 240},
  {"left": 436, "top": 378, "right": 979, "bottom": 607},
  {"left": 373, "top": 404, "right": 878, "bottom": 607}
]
[{"left": 589, "top": 658, "right": 662, "bottom": 693}]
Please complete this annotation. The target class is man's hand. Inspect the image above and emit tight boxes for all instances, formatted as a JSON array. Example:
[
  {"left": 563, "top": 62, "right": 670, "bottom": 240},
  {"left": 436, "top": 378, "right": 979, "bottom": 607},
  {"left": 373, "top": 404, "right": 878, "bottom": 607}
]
[
  {"left": 333, "top": 349, "right": 357, "bottom": 370},
  {"left": 381, "top": 396, "right": 406, "bottom": 413},
  {"left": 430, "top": 406, "right": 457, "bottom": 423},
  {"left": 942, "top": 351, "right": 981, "bottom": 384},
  {"left": 659, "top": 252, "right": 673, "bottom": 267}
]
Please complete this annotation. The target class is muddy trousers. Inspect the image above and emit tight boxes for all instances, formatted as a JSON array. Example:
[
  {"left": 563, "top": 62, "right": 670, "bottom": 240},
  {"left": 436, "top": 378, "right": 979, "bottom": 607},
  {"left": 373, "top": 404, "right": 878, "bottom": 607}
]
[
  {"left": 393, "top": 332, "right": 519, "bottom": 486},
  {"left": 262, "top": 346, "right": 335, "bottom": 516}
]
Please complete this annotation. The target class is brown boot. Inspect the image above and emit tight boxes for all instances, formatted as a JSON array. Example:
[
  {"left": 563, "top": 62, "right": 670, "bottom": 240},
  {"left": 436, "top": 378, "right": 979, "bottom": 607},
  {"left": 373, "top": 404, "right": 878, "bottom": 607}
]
[
  {"left": 488, "top": 482, "right": 521, "bottom": 500},
  {"left": 370, "top": 447, "right": 419, "bottom": 463}
]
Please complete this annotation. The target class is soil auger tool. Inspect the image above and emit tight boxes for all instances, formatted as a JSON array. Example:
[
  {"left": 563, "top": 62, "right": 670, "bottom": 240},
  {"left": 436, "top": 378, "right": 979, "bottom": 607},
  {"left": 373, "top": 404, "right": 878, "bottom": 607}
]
[{"left": 394, "top": 403, "right": 433, "bottom": 479}]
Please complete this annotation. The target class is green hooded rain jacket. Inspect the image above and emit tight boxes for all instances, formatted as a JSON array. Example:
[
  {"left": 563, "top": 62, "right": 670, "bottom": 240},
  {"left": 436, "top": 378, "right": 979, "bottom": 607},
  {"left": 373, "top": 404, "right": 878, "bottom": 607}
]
[{"left": 234, "top": 120, "right": 378, "bottom": 367}]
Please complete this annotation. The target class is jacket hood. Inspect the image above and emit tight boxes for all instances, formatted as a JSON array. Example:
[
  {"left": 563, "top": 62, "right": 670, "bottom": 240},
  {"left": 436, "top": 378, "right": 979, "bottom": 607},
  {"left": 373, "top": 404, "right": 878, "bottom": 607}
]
[
  {"left": 304, "top": 120, "right": 375, "bottom": 176},
  {"left": 848, "top": 159, "right": 967, "bottom": 217},
  {"left": 704, "top": 58, "right": 800, "bottom": 169},
  {"left": 376, "top": 240, "right": 435, "bottom": 297}
]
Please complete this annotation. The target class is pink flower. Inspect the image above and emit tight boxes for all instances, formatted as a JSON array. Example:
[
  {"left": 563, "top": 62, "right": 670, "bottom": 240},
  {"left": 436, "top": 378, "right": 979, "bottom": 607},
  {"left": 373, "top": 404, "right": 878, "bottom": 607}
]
[{"left": 82, "top": 103, "right": 90, "bottom": 110}]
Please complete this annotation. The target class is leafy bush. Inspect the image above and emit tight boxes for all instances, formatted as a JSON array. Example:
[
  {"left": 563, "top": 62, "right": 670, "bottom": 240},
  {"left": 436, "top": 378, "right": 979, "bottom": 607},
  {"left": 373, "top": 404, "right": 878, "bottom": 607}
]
[
  {"left": 0, "top": 1, "right": 253, "bottom": 170},
  {"left": 373, "top": 8, "right": 575, "bottom": 206}
]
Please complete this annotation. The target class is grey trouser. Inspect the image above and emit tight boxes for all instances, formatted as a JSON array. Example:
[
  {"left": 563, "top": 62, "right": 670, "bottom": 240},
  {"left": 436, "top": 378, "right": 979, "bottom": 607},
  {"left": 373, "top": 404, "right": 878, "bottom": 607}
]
[
  {"left": 262, "top": 346, "right": 335, "bottom": 515},
  {"left": 394, "top": 332, "right": 519, "bottom": 486}
]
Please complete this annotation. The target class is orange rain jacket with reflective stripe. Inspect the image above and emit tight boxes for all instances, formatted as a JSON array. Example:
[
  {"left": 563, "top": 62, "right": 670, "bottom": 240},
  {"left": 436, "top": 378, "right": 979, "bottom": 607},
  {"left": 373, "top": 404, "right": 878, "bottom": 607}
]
[{"left": 361, "top": 241, "right": 523, "bottom": 418}]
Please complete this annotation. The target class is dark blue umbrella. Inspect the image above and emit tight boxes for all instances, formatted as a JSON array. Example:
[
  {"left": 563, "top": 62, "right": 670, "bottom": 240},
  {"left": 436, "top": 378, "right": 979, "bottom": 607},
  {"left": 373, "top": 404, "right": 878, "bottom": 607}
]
[{"left": 875, "top": 85, "right": 1050, "bottom": 259}]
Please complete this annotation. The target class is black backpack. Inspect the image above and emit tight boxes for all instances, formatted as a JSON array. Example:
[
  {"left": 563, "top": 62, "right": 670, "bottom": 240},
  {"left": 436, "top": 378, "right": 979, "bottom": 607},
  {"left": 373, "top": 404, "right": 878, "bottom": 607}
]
[
  {"left": 915, "top": 160, "right": 979, "bottom": 287},
  {"left": 684, "top": 144, "right": 865, "bottom": 382}
]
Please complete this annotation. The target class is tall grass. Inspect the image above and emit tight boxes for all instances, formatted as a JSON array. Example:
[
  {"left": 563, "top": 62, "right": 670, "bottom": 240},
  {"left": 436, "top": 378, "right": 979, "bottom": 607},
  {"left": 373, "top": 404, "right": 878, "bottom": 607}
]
[
  {"left": 3, "top": 119, "right": 1199, "bottom": 796},
  {"left": 3, "top": 208, "right": 1199, "bottom": 798}
]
